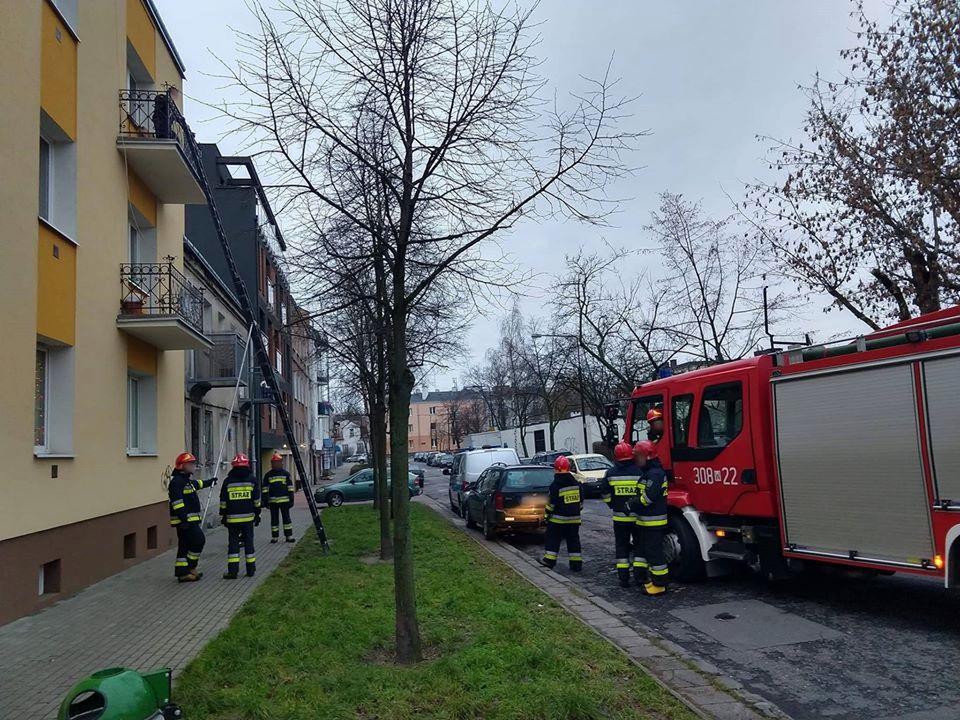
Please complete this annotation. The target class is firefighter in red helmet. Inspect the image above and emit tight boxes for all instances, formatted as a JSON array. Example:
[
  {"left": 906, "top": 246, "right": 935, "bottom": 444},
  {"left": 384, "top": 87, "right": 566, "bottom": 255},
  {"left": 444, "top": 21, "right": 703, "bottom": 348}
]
[
  {"left": 539, "top": 455, "right": 583, "bottom": 572},
  {"left": 219, "top": 453, "right": 261, "bottom": 579},
  {"left": 262, "top": 452, "right": 296, "bottom": 543},
  {"left": 631, "top": 440, "right": 669, "bottom": 596},
  {"left": 168, "top": 452, "right": 216, "bottom": 582},
  {"left": 646, "top": 407, "right": 665, "bottom": 444},
  {"left": 600, "top": 441, "right": 645, "bottom": 587}
]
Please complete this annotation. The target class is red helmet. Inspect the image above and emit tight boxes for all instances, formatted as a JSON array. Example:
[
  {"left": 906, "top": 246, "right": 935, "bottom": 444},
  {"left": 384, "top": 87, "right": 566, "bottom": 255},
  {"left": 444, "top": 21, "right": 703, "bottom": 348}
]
[
  {"left": 553, "top": 455, "right": 571, "bottom": 473},
  {"left": 633, "top": 440, "right": 657, "bottom": 460},
  {"left": 614, "top": 442, "right": 634, "bottom": 461},
  {"left": 174, "top": 452, "right": 196, "bottom": 470},
  {"left": 231, "top": 453, "right": 250, "bottom": 468},
  {"left": 271, "top": 452, "right": 283, "bottom": 462},
  {"left": 646, "top": 408, "right": 663, "bottom": 423}
]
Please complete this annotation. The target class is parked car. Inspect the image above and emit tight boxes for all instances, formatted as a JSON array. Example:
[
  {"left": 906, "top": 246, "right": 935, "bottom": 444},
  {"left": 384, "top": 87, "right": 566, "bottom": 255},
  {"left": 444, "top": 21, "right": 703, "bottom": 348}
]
[
  {"left": 437, "top": 453, "right": 454, "bottom": 469},
  {"left": 530, "top": 449, "right": 572, "bottom": 466},
  {"left": 315, "top": 468, "right": 421, "bottom": 507},
  {"left": 413, "top": 452, "right": 426, "bottom": 463},
  {"left": 463, "top": 465, "right": 553, "bottom": 539},
  {"left": 447, "top": 447, "right": 520, "bottom": 516},
  {"left": 567, "top": 453, "right": 614, "bottom": 498},
  {"left": 345, "top": 453, "right": 368, "bottom": 464}
]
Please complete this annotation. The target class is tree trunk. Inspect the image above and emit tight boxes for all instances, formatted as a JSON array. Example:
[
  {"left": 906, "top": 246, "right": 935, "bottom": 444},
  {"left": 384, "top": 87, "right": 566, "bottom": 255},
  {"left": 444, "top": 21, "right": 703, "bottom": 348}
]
[
  {"left": 518, "top": 422, "right": 528, "bottom": 456},
  {"left": 388, "top": 318, "right": 421, "bottom": 664},
  {"left": 371, "top": 399, "right": 392, "bottom": 560}
]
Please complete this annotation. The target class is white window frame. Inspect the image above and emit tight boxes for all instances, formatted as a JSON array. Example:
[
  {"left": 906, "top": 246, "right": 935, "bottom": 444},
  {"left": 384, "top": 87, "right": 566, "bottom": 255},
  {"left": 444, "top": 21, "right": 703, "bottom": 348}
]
[
  {"left": 34, "top": 343, "right": 75, "bottom": 457},
  {"left": 127, "top": 372, "right": 157, "bottom": 456},
  {"left": 34, "top": 347, "right": 49, "bottom": 452},
  {"left": 275, "top": 346, "right": 283, "bottom": 374},
  {"left": 39, "top": 136, "right": 52, "bottom": 221},
  {"left": 127, "top": 376, "right": 141, "bottom": 452}
]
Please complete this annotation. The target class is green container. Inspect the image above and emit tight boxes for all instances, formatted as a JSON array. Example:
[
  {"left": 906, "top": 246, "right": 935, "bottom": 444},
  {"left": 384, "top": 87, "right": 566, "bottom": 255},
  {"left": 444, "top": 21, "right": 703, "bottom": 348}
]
[{"left": 58, "top": 667, "right": 180, "bottom": 720}]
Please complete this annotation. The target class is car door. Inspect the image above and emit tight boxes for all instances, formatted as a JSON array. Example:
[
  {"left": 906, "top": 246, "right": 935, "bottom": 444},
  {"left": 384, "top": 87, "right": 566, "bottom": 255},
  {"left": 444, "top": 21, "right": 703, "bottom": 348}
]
[
  {"left": 480, "top": 468, "right": 501, "bottom": 524},
  {"left": 350, "top": 469, "right": 376, "bottom": 501},
  {"left": 467, "top": 469, "right": 489, "bottom": 521}
]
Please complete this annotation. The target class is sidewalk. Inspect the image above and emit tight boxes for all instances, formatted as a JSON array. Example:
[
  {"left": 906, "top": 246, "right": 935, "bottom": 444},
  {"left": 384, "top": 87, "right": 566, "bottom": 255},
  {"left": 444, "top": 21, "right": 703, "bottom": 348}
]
[
  {"left": 0, "top": 504, "right": 314, "bottom": 720},
  {"left": 420, "top": 493, "right": 787, "bottom": 720}
]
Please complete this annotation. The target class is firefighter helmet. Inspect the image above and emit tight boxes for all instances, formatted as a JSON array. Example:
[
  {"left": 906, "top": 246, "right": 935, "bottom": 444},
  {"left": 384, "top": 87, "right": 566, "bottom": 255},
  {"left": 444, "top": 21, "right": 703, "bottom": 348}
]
[
  {"left": 271, "top": 452, "right": 283, "bottom": 462},
  {"left": 633, "top": 440, "right": 657, "bottom": 459},
  {"left": 553, "top": 455, "right": 571, "bottom": 473},
  {"left": 613, "top": 442, "right": 634, "bottom": 461},
  {"left": 231, "top": 453, "right": 250, "bottom": 468},
  {"left": 174, "top": 452, "right": 196, "bottom": 470},
  {"left": 646, "top": 408, "right": 663, "bottom": 423}
]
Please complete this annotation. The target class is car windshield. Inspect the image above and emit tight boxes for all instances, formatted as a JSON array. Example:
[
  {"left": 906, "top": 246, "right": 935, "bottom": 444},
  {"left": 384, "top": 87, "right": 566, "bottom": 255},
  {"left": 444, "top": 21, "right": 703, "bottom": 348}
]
[
  {"left": 503, "top": 469, "right": 553, "bottom": 490},
  {"left": 577, "top": 456, "right": 612, "bottom": 471}
]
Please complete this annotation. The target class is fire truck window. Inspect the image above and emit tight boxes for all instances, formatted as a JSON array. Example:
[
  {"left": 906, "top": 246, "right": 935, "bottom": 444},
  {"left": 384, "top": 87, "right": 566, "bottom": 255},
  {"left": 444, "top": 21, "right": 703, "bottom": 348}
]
[
  {"left": 671, "top": 395, "right": 694, "bottom": 448},
  {"left": 698, "top": 382, "right": 743, "bottom": 448},
  {"left": 630, "top": 395, "right": 663, "bottom": 443}
]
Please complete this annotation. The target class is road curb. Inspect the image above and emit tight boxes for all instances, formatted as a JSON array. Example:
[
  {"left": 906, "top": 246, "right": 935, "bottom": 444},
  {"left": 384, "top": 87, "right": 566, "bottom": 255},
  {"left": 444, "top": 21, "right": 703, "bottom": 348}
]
[{"left": 420, "top": 493, "right": 791, "bottom": 720}]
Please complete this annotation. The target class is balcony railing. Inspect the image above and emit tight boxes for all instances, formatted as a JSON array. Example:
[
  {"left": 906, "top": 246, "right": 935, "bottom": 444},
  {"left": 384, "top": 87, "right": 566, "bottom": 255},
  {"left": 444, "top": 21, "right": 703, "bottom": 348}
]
[
  {"left": 119, "top": 89, "right": 198, "bottom": 169},
  {"left": 119, "top": 263, "right": 204, "bottom": 333},
  {"left": 189, "top": 333, "right": 249, "bottom": 387}
]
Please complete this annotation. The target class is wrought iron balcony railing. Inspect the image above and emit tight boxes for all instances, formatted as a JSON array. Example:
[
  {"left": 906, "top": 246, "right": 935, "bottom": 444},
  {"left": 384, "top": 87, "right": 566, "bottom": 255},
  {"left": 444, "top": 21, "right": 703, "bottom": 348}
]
[
  {"left": 189, "top": 333, "right": 249, "bottom": 386},
  {"left": 118, "top": 89, "right": 200, "bottom": 176},
  {"left": 119, "top": 262, "right": 204, "bottom": 334}
]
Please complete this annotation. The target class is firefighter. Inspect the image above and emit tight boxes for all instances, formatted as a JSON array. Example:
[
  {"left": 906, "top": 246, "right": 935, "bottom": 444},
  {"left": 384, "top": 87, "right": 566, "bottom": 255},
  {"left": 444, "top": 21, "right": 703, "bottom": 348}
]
[
  {"left": 262, "top": 452, "right": 295, "bottom": 543},
  {"left": 600, "top": 441, "right": 645, "bottom": 587},
  {"left": 168, "top": 452, "right": 216, "bottom": 583},
  {"left": 631, "top": 440, "right": 670, "bottom": 596},
  {"left": 539, "top": 456, "right": 583, "bottom": 572},
  {"left": 646, "top": 407, "right": 665, "bottom": 444},
  {"left": 219, "top": 453, "right": 261, "bottom": 579}
]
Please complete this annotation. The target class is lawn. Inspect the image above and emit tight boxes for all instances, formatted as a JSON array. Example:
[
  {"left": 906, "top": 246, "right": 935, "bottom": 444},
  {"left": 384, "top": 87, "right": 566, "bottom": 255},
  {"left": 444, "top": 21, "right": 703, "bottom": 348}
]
[{"left": 176, "top": 504, "right": 695, "bottom": 720}]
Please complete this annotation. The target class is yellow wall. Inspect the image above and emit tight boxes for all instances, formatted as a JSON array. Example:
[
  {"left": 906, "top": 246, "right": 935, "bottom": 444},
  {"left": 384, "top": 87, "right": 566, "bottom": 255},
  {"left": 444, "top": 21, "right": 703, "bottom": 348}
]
[
  {"left": 127, "top": 336, "right": 158, "bottom": 375},
  {"left": 128, "top": 172, "right": 157, "bottom": 226},
  {"left": 40, "top": 0, "right": 77, "bottom": 139},
  {"left": 126, "top": 0, "right": 156, "bottom": 79},
  {"left": 0, "top": 0, "right": 188, "bottom": 543},
  {"left": 37, "top": 223, "right": 77, "bottom": 345}
]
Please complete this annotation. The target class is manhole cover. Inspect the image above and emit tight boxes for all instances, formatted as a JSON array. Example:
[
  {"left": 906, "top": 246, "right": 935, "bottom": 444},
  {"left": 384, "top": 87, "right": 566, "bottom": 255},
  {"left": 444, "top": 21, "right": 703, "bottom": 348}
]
[{"left": 714, "top": 612, "right": 737, "bottom": 621}]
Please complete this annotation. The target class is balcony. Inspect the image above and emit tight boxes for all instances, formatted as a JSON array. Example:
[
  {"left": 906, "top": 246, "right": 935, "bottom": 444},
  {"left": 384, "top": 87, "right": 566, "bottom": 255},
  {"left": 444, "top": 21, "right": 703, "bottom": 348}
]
[
  {"left": 117, "top": 89, "right": 206, "bottom": 204},
  {"left": 117, "top": 263, "right": 211, "bottom": 350},
  {"left": 189, "top": 333, "right": 250, "bottom": 388}
]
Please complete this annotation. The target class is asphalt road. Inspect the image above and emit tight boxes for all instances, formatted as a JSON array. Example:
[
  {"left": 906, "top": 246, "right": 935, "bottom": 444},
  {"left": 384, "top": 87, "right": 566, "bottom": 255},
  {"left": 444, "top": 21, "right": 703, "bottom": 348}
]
[{"left": 415, "top": 462, "right": 960, "bottom": 720}]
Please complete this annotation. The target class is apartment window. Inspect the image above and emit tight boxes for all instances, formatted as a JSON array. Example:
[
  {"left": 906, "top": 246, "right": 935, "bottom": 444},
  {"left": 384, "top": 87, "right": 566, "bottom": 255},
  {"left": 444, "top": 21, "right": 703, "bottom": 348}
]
[
  {"left": 408, "top": 424, "right": 413, "bottom": 432},
  {"left": 267, "top": 279, "right": 276, "bottom": 307},
  {"left": 431, "top": 438, "right": 437, "bottom": 448},
  {"left": 127, "top": 372, "right": 157, "bottom": 454},
  {"left": 34, "top": 348, "right": 49, "bottom": 449},
  {"left": 281, "top": 302, "right": 288, "bottom": 325},
  {"left": 429, "top": 406, "right": 436, "bottom": 415},
  {"left": 34, "top": 343, "right": 74, "bottom": 456},
  {"left": 39, "top": 559, "right": 61, "bottom": 595},
  {"left": 269, "top": 406, "right": 277, "bottom": 430},
  {"left": 39, "top": 137, "right": 51, "bottom": 220},
  {"left": 430, "top": 422, "right": 437, "bottom": 431},
  {"left": 275, "top": 346, "right": 283, "bottom": 374}
]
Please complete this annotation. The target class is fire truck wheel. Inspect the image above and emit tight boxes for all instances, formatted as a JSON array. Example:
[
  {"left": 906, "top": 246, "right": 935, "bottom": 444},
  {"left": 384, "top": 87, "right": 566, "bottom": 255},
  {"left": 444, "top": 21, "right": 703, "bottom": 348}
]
[{"left": 666, "top": 514, "right": 706, "bottom": 582}]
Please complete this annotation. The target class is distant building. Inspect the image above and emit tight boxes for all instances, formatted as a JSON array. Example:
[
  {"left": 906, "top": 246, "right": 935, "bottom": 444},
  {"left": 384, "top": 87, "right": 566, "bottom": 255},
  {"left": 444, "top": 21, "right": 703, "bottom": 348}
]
[{"left": 407, "top": 390, "right": 489, "bottom": 453}]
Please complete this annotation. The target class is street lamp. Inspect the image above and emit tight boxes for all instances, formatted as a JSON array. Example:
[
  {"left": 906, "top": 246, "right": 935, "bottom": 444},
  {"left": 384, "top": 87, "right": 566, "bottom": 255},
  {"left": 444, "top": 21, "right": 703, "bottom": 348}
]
[{"left": 531, "top": 333, "right": 589, "bottom": 454}]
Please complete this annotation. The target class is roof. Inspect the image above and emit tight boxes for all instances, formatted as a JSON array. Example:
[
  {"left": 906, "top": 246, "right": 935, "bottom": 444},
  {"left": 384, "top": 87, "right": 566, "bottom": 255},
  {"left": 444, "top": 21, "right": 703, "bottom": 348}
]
[{"left": 412, "top": 389, "right": 482, "bottom": 403}]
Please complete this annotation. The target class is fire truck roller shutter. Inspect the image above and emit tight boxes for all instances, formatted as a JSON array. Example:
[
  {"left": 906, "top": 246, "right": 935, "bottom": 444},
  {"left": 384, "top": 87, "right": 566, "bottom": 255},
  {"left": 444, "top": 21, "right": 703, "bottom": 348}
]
[
  {"left": 773, "top": 363, "right": 934, "bottom": 566},
  {"left": 922, "top": 356, "right": 960, "bottom": 507}
]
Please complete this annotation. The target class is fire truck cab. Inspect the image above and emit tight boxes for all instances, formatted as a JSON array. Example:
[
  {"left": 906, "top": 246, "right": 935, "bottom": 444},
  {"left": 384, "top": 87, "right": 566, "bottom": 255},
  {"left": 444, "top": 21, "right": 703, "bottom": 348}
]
[{"left": 622, "top": 306, "right": 960, "bottom": 585}]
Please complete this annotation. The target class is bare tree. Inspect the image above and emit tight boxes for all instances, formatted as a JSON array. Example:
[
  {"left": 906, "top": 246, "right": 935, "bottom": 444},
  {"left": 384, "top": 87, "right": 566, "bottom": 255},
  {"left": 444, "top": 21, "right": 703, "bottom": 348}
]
[
  {"left": 225, "top": 0, "right": 639, "bottom": 663},
  {"left": 746, "top": 0, "right": 960, "bottom": 328}
]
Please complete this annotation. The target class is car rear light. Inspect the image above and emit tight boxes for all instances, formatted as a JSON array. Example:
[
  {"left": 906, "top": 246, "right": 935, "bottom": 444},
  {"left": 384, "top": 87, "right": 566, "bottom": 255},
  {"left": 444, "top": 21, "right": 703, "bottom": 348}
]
[{"left": 494, "top": 492, "right": 504, "bottom": 510}]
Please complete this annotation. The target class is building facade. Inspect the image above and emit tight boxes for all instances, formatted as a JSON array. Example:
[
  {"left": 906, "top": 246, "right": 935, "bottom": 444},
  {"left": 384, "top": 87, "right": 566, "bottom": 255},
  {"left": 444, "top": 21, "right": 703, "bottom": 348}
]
[
  {"left": 0, "top": 0, "right": 207, "bottom": 625},
  {"left": 407, "top": 390, "right": 489, "bottom": 453},
  {"left": 184, "top": 145, "right": 294, "bottom": 479}
]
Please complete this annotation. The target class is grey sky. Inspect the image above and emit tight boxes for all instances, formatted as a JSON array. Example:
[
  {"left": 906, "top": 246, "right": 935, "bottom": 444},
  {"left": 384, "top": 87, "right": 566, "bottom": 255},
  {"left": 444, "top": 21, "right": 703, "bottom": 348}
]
[{"left": 156, "top": 0, "right": 890, "bottom": 389}]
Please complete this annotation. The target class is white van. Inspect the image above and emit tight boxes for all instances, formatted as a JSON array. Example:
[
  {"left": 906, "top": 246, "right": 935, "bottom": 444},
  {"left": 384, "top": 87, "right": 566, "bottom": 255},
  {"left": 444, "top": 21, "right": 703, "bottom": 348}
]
[{"left": 447, "top": 447, "right": 520, "bottom": 516}]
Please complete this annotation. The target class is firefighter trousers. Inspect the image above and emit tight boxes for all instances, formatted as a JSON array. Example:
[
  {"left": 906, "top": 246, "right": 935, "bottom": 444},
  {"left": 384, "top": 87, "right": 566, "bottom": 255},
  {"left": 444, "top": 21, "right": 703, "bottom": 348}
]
[
  {"left": 640, "top": 524, "right": 669, "bottom": 588},
  {"left": 226, "top": 523, "right": 256, "bottom": 576},
  {"left": 174, "top": 524, "right": 206, "bottom": 577},
  {"left": 543, "top": 522, "right": 582, "bottom": 571},
  {"left": 269, "top": 503, "right": 293, "bottom": 539},
  {"left": 613, "top": 521, "right": 646, "bottom": 584}
]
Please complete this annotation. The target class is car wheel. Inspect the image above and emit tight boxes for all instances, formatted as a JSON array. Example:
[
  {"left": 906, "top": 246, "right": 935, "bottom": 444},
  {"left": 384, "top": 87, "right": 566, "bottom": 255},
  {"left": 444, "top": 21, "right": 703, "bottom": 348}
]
[
  {"left": 459, "top": 495, "right": 469, "bottom": 519},
  {"left": 483, "top": 513, "right": 497, "bottom": 541},
  {"left": 449, "top": 490, "right": 458, "bottom": 514},
  {"left": 465, "top": 506, "right": 477, "bottom": 529},
  {"left": 326, "top": 491, "right": 344, "bottom": 508},
  {"left": 665, "top": 513, "right": 705, "bottom": 582}
]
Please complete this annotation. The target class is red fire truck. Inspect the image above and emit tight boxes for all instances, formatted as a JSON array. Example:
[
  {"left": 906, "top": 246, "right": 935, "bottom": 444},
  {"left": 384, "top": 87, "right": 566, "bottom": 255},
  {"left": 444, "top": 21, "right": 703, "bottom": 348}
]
[{"left": 620, "top": 306, "right": 960, "bottom": 584}]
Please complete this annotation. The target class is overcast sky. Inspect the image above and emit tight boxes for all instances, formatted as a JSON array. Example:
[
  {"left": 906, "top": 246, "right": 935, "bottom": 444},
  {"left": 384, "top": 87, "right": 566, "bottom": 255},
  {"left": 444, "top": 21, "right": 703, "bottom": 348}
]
[{"left": 156, "top": 0, "right": 890, "bottom": 390}]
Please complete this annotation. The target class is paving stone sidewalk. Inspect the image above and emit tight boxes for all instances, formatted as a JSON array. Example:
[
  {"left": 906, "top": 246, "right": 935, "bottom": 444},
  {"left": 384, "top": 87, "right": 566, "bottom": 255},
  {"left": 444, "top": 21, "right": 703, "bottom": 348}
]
[
  {"left": 0, "top": 502, "right": 317, "bottom": 720},
  {"left": 420, "top": 493, "right": 789, "bottom": 720}
]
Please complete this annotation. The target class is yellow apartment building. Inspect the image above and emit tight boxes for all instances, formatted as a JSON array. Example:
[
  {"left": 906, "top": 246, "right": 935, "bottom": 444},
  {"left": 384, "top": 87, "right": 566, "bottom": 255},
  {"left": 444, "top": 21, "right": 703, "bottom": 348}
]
[{"left": 0, "top": 0, "right": 209, "bottom": 625}]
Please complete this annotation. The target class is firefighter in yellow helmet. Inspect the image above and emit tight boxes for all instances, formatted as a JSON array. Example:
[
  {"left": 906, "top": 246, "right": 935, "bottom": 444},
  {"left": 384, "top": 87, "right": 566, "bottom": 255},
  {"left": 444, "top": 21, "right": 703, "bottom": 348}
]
[
  {"left": 168, "top": 452, "right": 216, "bottom": 583},
  {"left": 262, "top": 452, "right": 296, "bottom": 543}
]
